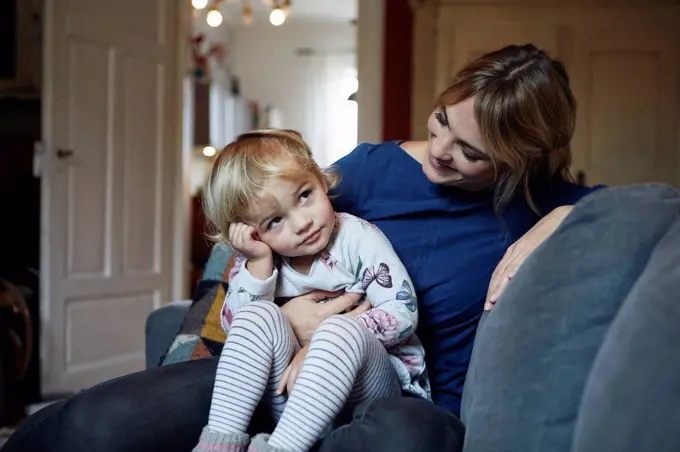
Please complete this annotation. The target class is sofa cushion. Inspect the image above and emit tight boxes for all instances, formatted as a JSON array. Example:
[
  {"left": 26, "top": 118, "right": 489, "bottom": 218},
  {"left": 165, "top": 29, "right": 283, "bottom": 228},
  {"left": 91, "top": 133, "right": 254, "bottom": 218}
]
[
  {"left": 461, "top": 184, "right": 680, "bottom": 452},
  {"left": 161, "top": 244, "right": 234, "bottom": 366},
  {"left": 571, "top": 217, "right": 680, "bottom": 452}
]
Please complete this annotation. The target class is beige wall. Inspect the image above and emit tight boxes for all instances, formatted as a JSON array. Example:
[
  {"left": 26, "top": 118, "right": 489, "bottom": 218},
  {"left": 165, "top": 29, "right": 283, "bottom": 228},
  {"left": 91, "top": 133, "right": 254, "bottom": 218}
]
[{"left": 356, "top": 0, "right": 384, "bottom": 144}]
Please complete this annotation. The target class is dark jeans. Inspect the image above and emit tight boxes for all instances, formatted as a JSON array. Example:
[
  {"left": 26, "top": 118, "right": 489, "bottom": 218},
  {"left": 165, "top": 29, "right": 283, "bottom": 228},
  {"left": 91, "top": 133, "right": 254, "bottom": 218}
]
[{"left": 4, "top": 357, "right": 464, "bottom": 452}]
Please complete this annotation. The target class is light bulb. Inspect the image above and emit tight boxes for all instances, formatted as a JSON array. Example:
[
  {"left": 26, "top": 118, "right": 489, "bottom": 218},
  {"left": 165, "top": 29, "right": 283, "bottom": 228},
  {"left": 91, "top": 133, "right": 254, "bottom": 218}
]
[
  {"left": 269, "top": 7, "right": 286, "bottom": 26},
  {"left": 242, "top": 3, "right": 253, "bottom": 25},
  {"left": 202, "top": 146, "right": 216, "bottom": 157},
  {"left": 192, "top": 0, "right": 208, "bottom": 9},
  {"left": 206, "top": 7, "right": 223, "bottom": 27}
]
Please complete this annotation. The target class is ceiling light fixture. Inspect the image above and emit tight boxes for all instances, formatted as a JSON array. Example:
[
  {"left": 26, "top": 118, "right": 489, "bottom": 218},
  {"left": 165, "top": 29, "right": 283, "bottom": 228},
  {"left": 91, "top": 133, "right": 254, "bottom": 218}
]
[
  {"left": 269, "top": 6, "right": 286, "bottom": 26},
  {"left": 206, "top": 6, "right": 224, "bottom": 27},
  {"left": 242, "top": 1, "right": 253, "bottom": 25},
  {"left": 194, "top": 0, "right": 292, "bottom": 27},
  {"left": 192, "top": 0, "right": 209, "bottom": 9}
]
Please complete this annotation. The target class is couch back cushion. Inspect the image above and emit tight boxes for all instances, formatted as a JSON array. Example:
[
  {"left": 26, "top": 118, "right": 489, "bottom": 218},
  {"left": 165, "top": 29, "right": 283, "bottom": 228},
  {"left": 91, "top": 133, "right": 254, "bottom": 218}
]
[
  {"left": 571, "top": 218, "right": 680, "bottom": 452},
  {"left": 461, "top": 184, "right": 680, "bottom": 452},
  {"left": 161, "top": 244, "right": 234, "bottom": 366}
]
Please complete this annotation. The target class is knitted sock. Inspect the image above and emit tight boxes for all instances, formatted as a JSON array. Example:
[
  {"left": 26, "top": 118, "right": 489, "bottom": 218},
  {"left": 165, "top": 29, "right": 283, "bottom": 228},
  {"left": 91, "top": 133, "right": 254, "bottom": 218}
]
[
  {"left": 207, "top": 301, "right": 298, "bottom": 434},
  {"left": 267, "top": 315, "right": 402, "bottom": 451},
  {"left": 192, "top": 426, "right": 250, "bottom": 452},
  {"left": 248, "top": 434, "right": 286, "bottom": 452}
]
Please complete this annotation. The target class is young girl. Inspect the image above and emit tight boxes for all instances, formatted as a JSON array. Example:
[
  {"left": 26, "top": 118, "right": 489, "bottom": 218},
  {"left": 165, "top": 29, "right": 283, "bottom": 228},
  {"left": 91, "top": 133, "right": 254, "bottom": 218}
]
[{"left": 194, "top": 130, "right": 429, "bottom": 452}]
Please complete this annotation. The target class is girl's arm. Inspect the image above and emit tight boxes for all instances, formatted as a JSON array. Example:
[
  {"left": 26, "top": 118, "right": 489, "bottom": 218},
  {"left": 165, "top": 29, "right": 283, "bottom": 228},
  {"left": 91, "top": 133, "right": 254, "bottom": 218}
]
[
  {"left": 342, "top": 217, "right": 418, "bottom": 348},
  {"left": 221, "top": 252, "right": 278, "bottom": 332}
]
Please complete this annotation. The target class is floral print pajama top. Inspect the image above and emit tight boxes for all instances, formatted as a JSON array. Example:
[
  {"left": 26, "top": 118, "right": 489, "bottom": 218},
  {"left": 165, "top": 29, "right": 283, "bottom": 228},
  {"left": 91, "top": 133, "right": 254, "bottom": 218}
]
[{"left": 224, "top": 212, "right": 431, "bottom": 400}]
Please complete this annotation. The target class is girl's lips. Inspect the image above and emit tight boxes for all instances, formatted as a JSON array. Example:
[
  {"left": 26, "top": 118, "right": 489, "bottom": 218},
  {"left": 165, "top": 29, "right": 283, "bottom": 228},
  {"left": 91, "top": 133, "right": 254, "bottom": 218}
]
[{"left": 301, "top": 229, "right": 321, "bottom": 245}]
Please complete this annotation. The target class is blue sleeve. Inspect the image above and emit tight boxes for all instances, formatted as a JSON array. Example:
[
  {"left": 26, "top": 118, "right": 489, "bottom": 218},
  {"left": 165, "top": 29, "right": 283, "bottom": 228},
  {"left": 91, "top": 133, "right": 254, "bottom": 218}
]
[
  {"left": 534, "top": 179, "right": 607, "bottom": 213},
  {"left": 329, "top": 142, "right": 373, "bottom": 215}
]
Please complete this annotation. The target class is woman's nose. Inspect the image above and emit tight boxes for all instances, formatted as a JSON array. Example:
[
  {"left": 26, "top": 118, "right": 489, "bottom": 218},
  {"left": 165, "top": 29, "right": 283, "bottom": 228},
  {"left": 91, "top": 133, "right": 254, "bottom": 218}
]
[{"left": 429, "top": 142, "right": 452, "bottom": 161}]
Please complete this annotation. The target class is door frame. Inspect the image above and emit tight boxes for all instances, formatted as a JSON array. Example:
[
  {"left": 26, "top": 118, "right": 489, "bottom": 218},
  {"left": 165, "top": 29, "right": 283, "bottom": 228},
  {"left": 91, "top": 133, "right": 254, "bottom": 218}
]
[
  {"left": 39, "top": 0, "right": 192, "bottom": 396},
  {"left": 172, "top": 1, "right": 194, "bottom": 303}
]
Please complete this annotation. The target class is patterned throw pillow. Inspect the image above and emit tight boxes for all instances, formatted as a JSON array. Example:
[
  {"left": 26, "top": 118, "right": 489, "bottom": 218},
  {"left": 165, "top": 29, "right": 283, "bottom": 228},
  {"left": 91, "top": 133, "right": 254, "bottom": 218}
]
[{"left": 161, "top": 244, "right": 235, "bottom": 365}]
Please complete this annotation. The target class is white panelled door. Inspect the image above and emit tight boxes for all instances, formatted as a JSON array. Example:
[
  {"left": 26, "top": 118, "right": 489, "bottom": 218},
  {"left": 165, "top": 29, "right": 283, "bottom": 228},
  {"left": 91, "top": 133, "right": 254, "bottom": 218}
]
[
  {"left": 570, "top": 24, "right": 679, "bottom": 188},
  {"left": 41, "top": 0, "right": 181, "bottom": 393}
]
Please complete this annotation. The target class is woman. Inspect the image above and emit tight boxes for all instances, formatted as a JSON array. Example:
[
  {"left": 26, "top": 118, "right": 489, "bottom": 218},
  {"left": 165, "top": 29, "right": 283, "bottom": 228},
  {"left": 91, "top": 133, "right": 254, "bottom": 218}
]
[
  {"left": 315, "top": 43, "right": 603, "bottom": 451},
  {"left": 4, "top": 44, "right": 601, "bottom": 452}
]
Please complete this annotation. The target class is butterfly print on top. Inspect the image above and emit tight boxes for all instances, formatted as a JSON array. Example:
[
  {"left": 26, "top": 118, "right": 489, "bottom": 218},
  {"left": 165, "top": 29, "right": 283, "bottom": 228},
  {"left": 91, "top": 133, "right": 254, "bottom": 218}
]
[{"left": 361, "top": 262, "right": 393, "bottom": 290}]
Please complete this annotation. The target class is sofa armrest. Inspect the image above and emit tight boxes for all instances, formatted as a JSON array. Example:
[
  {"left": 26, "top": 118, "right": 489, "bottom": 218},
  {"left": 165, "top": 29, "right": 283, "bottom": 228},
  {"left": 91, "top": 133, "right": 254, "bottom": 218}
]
[{"left": 145, "top": 300, "right": 191, "bottom": 369}]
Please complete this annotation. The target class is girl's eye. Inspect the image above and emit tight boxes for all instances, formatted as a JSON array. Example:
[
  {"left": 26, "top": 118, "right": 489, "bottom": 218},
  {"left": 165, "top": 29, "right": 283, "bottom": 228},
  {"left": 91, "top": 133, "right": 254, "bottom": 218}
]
[
  {"left": 300, "top": 189, "right": 312, "bottom": 201},
  {"left": 267, "top": 217, "right": 282, "bottom": 230},
  {"left": 428, "top": 130, "right": 437, "bottom": 139}
]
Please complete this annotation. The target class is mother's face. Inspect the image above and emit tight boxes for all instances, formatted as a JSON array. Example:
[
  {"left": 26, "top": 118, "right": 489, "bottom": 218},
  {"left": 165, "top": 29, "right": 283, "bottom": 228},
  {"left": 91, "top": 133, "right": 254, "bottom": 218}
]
[{"left": 422, "top": 97, "right": 496, "bottom": 190}]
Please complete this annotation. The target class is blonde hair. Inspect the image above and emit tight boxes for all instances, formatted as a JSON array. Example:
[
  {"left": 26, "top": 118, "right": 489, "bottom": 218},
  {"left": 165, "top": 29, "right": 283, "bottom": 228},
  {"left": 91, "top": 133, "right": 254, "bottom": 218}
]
[
  {"left": 203, "top": 129, "right": 340, "bottom": 243},
  {"left": 436, "top": 44, "right": 575, "bottom": 215}
]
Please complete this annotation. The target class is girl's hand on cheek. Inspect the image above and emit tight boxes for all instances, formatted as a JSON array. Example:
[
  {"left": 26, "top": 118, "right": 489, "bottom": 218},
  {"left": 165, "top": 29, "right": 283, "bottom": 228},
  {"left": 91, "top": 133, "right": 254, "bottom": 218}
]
[{"left": 228, "top": 223, "right": 272, "bottom": 261}]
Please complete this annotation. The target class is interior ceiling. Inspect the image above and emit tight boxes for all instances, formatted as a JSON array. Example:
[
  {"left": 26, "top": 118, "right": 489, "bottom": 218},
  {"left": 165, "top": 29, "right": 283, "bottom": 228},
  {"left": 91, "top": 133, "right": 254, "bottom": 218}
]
[{"left": 217, "top": 0, "right": 358, "bottom": 25}]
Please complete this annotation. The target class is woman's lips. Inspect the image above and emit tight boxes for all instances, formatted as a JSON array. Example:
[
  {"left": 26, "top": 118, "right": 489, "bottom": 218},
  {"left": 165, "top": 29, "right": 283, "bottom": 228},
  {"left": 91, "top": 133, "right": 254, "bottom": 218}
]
[{"left": 429, "top": 154, "right": 454, "bottom": 173}]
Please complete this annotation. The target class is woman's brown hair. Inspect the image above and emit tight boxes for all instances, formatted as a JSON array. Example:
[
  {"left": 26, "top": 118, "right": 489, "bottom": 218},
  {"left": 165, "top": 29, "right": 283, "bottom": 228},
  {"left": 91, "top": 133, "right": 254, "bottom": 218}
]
[{"left": 436, "top": 44, "right": 575, "bottom": 214}]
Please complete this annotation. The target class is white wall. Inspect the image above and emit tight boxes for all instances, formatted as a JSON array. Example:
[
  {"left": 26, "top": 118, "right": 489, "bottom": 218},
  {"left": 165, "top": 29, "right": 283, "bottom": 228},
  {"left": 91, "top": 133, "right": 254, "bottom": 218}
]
[{"left": 229, "top": 21, "right": 357, "bottom": 164}]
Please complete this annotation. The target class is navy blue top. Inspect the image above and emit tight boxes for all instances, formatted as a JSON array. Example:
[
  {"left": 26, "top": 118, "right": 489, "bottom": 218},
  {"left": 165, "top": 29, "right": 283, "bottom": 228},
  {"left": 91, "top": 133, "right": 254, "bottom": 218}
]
[{"left": 331, "top": 141, "right": 603, "bottom": 416}]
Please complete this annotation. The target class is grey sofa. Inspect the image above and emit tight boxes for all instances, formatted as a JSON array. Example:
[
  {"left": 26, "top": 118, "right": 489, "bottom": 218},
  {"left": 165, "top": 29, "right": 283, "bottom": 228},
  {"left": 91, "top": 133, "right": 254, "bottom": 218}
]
[
  {"left": 146, "top": 184, "right": 680, "bottom": 452},
  {"left": 145, "top": 299, "right": 191, "bottom": 370}
]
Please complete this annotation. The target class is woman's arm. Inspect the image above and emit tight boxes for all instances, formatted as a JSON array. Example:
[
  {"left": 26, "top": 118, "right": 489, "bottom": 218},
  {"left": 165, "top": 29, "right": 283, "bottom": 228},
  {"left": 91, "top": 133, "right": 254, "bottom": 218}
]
[
  {"left": 280, "top": 290, "right": 369, "bottom": 345},
  {"left": 486, "top": 180, "right": 608, "bottom": 309},
  {"left": 485, "top": 205, "right": 572, "bottom": 309}
]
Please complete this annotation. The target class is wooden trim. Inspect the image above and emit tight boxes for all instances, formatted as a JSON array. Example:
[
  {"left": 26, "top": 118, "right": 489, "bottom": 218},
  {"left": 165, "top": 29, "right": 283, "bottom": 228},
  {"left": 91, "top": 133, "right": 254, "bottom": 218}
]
[
  {"left": 382, "top": 0, "right": 413, "bottom": 141},
  {"left": 410, "top": 5, "right": 439, "bottom": 139},
  {"left": 172, "top": 0, "right": 192, "bottom": 302},
  {"left": 410, "top": 0, "right": 680, "bottom": 9}
]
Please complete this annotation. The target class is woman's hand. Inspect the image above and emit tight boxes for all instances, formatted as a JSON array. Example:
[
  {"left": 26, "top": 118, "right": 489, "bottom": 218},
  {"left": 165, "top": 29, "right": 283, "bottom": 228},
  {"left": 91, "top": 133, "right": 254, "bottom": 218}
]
[
  {"left": 281, "top": 290, "right": 369, "bottom": 345},
  {"left": 277, "top": 345, "right": 309, "bottom": 395},
  {"left": 485, "top": 205, "right": 573, "bottom": 310}
]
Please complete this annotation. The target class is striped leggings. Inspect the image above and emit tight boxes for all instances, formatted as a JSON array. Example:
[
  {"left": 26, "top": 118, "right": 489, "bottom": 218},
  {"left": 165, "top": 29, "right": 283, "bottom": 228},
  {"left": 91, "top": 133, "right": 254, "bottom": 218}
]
[{"left": 207, "top": 300, "right": 401, "bottom": 451}]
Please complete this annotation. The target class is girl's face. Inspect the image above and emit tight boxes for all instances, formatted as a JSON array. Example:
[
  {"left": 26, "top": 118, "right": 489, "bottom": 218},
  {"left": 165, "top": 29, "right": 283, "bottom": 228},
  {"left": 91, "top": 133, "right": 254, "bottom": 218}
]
[
  {"left": 422, "top": 97, "right": 496, "bottom": 190},
  {"left": 243, "top": 172, "right": 336, "bottom": 259}
]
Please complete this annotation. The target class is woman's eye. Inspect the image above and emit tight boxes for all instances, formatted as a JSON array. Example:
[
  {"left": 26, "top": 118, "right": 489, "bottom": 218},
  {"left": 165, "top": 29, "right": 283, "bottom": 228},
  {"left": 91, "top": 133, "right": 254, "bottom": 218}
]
[
  {"left": 300, "top": 189, "right": 312, "bottom": 201},
  {"left": 267, "top": 217, "right": 282, "bottom": 230},
  {"left": 462, "top": 150, "right": 480, "bottom": 163},
  {"left": 434, "top": 111, "right": 447, "bottom": 127}
]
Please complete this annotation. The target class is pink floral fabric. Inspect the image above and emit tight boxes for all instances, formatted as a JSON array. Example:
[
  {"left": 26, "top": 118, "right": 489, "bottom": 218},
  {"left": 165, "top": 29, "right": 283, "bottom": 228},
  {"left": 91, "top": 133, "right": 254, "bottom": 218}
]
[
  {"left": 357, "top": 309, "right": 400, "bottom": 348},
  {"left": 228, "top": 252, "right": 247, "bottom": 281}
]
